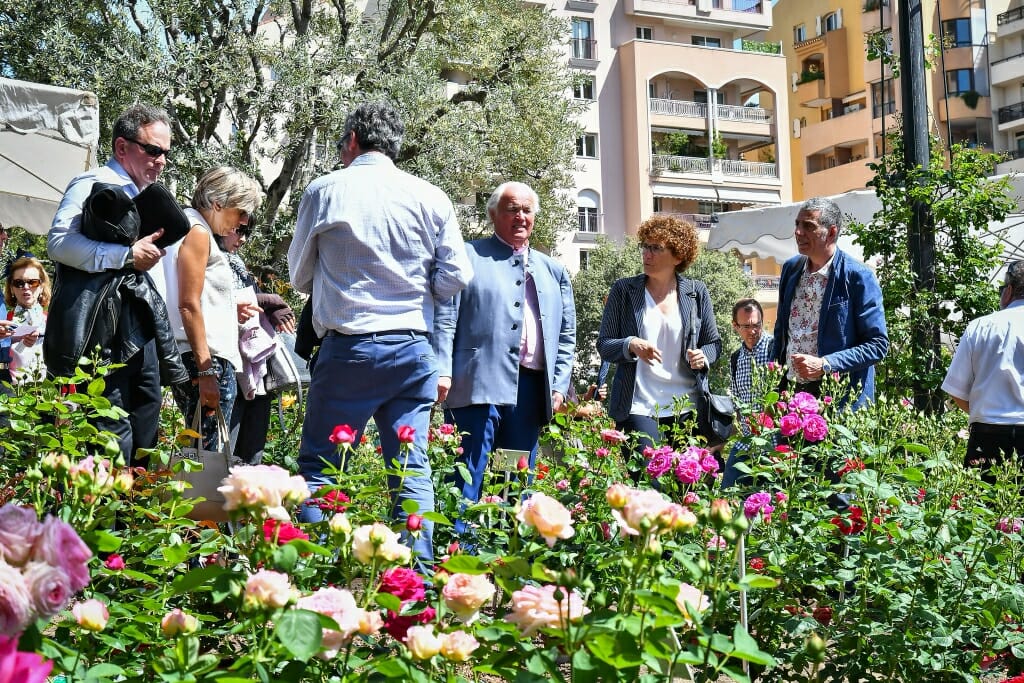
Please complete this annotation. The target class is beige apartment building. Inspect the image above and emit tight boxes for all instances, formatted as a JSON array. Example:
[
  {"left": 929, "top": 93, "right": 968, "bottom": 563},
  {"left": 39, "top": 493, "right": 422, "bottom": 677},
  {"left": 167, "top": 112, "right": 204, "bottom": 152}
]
[
  {"left": 537, "top": 0, "right": 793, "bottom": 274},
  {"left": 993, "top": 1, "right": 1024, "bottom": 172}
]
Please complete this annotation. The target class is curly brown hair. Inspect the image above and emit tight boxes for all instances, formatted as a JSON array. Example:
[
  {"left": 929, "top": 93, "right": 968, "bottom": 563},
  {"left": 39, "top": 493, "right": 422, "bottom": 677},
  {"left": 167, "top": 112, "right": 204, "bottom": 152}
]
[
  {"left": 5, "top": 257, "right": 51, "bottom": 308},
  {"left": 637, "top": 215, "right": 699, "bottom": 273}
]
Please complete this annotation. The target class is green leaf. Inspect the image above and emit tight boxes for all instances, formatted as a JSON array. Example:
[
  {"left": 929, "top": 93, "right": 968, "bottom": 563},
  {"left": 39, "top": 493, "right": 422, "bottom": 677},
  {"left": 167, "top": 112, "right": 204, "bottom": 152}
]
[
  {"left": 84, "top": 662, "right": 125, "bottom": 679},
  {"left": 440, "top": 554, "right": 490, "bottom": 574},
  {"left": 375, "top": 592, "right": 402, "bottom": 613},
  {"left": 401, "top": 498, "right": 420, "bottom": 514},
  {"left": 171, "top": 565, "right": 228, "bottom": 594},
  {"left": 730, "top": 623, "right": 776, "bottom": 666},
  {"left": 275, "top": 609, "right": 323, "bottom": 661},
  {"left": 83, "top": 530, "right": 122, "bottom": 553},
  {"left": 160, "top": 544, "right": 189, "bottom": 567},
  {"left": 421, "top": 511, "right": 451, "bottom": 525},
  {"left": 901, "top": 467, "right": 925, "bottom": 482}
]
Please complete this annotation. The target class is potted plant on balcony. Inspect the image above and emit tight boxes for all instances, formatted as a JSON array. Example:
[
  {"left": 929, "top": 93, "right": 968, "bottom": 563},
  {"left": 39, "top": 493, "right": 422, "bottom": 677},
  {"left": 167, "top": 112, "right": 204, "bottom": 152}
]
[{"left": 960, "top": 89, "right": 980, "bottom": 109}]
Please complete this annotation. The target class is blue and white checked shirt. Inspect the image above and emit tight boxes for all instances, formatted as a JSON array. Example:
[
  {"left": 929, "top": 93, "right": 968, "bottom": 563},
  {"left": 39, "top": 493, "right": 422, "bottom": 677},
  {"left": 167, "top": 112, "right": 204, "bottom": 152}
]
[
  {"left": 730, "top": 333, "right": 775, "bottom": 408},
  {"left": 288, "top": 153, "right": 473, "bottom": 336}
]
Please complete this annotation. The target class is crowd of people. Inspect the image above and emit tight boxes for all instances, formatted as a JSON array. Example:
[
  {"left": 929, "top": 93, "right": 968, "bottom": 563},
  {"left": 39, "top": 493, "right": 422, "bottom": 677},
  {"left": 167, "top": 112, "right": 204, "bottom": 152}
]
[{"left": 3, "top": 96, "right": 1019, "bottom": 563}]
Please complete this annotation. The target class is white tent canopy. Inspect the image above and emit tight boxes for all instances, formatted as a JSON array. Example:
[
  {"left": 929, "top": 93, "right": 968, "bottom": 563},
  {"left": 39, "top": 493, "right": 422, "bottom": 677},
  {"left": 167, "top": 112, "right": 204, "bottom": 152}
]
[
  {"left": 0, "top": 77, "right": 99, "bottom": 235},
  {"left": 708, "top": 175, "right": 1024, "bottom": 268}
]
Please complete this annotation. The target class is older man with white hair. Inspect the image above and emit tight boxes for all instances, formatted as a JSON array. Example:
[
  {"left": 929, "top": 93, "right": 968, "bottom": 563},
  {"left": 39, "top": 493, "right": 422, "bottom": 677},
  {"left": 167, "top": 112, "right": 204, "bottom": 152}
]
[{"left": 434, "top": 181, "right": 576, "bottom": 535}]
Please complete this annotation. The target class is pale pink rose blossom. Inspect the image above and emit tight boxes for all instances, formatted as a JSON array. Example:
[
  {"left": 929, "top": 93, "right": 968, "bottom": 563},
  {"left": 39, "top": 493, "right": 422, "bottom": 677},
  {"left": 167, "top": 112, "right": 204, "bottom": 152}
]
[
  {"left": 217, "top": 465, "right": 311, "bottom": 521},
  {"left": 21, "top": 562, "right": 72, "bottom": 618},
  {"left": 481, "top": 495, "right": 504, "bottom": 504},
  {"left": 160, "top": 609, "right": 199, "bottom": 637},
  {"left": 516, "top": 493, "right": 575, "bottom": 548},
  {"left": 0, "top": 560, "right": 32, "bottom": 637},
  {"left": 405, "top": 624, "right": 443, "bottom": 660},
  {"left": 610, "top": 487, "right": 673, "bottom": 537},
  {"left": 600, "top": 429, "right": 627, "bottom": 443},
  {"left": 351, "top": 523, "right": 411, "bottom": 565},
  {"left": 675, "top": 583, "right": 710, "bottom": 625},
  {"left": 440, "top": 630, "right": 480, "bottom": 662},
  {"left": 442, "top": 573, "right": 496, "bottom": 621},
  {"left": 359, "top": 610, "right": 384, "bottom": 636},
  {"left": 605, "top": 483, "right": 630, "bottom": 509},
  {"left": 506, "top": 584, "right": 590, "bottom": 636},
  {"left": 243, "top": 570, "right": 295, "bottom": 610},
  {"left": 296, "top": 587, "right": 363, "bottom": 659},
  {"left": 31, "top": 516, "right": 92, "bottom": 593},
  {"left": 72, "top": 599, "right": 109, "bottom": 631},
  {"left": 0, "top": 505, "right": 41, "bottom": 566}
]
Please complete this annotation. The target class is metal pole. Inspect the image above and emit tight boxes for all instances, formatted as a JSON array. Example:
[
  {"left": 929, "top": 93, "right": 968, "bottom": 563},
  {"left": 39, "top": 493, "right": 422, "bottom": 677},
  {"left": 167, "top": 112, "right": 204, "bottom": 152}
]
[{"left": 738, "top": 532, "right": 750, "bottom": 677}]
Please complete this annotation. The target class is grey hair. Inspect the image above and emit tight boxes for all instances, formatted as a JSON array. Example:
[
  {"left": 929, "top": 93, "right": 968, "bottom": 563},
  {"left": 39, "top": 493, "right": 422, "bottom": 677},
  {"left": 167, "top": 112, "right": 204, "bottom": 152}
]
[
  {"left": 342, "top": 102, "right": 404, "bottom": 160},
  {"left": 486, "top": 182, "right": 541, "bottom": 218},
  {"left": 111, "top": 103, "right": 171, "bottom": 147},
  {"left": 800, "top": 196, "right": 843, "bottom": 237},
  {"left": 191, "top": 166, "right": 264, "bottom": 215},
  {"left": 1007, "top": 261, "right": 1024, "bottom": 299}
]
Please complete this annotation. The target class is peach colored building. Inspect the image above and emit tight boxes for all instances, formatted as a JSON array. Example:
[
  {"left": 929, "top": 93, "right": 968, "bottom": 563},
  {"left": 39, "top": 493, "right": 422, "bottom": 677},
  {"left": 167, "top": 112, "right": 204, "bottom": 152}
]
[
  {"left": 993, "top": 1, "right": 1024, "bottom": 172},
  {"left": 537, "top": 0, "right": 793, "bottom": 273}
]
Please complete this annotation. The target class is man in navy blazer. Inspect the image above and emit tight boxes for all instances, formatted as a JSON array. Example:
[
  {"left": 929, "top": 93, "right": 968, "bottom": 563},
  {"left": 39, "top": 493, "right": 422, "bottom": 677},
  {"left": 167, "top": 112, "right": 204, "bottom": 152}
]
[
  {"left": 434, "top": 182, "right": 576, "bottom": 531},
  {"left": 773, "top": 196, "right": 888, "bottom": 409}
]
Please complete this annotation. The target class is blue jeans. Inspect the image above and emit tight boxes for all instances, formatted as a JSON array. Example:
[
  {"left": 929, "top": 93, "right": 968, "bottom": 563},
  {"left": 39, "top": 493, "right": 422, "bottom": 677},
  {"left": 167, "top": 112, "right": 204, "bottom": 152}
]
[
  {"left": 446, "top": 367, "right": 547, "bottom": 536},
  {"left": 172, "top": 353, "right": 238, "bottom": 451},
  {"left": 296, "top": 331, "right": 437, "bottom": 563}
]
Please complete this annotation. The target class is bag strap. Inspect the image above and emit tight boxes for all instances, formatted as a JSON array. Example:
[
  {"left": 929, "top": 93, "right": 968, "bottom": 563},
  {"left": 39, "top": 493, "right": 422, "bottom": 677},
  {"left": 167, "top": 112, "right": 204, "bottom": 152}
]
[
  {"left": 191, "top": 403, "right": 229, "bottom": 448},
  {"left": 687, "top": 282, "right": 712, "bottom": 394}
]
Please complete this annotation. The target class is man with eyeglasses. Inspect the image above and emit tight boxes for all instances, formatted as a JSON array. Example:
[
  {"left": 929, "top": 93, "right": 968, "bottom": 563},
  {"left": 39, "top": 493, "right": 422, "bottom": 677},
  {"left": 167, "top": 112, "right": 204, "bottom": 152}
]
[
  {"left": 47, "top": 103, "right": 181, "bottom": 465},
  {"left": 942, "top": 261, "right": 1024, "bottom": 477}
]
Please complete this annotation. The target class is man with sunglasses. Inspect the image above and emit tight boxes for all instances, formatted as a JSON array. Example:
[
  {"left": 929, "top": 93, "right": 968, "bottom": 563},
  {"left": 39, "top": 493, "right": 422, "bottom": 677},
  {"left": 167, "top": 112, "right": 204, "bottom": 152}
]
[
  {"left": 47, "top": 103, "right": 179, "bottom": 465},
  {"left": 943, "top": 261, "right": 1024, "bottom": 477}
]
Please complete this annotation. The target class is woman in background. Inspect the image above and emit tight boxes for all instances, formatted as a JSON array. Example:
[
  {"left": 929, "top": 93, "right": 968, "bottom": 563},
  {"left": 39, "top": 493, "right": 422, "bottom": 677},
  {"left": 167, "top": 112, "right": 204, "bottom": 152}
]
[{"left": 4, "top": 255, "right": 50, "bottom": 383}]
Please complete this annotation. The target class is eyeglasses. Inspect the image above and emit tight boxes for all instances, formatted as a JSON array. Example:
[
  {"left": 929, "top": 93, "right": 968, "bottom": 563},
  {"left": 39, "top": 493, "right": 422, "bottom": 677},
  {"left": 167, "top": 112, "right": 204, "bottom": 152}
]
[
  {"left": 736, "top": 322, "right": 763, "bottom": 330},
  {"left": 640, "top": 243, "right": 667, "bottom": 254},
  {"left": 12, "top": 279, "right": 41, "bottom": 289},
  {"left": 123, "top": 137, "right": 171, "bottom": 160}
]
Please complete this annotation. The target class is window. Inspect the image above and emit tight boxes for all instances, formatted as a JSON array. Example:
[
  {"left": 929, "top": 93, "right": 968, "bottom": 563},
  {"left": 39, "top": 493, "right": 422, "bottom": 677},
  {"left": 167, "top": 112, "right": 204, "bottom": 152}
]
[
  {"left": 692, "top": 35, "right": 722, "bottom": 48},
  {"left": 946, "top": 68, "right": 974, "bottom": 96},
  {"left": 573, "top": 77, "right": 595, "bottom": 100},
  {"left": 576, "top": 134, "right": 598, "bottom": 158},
  {"left": 693, "top": 90, "right": 725, "bottom": 105},
  {"left": 577, "top": 190, "right": 600, "bottom": 233},
  {"left": 942, "top": 18, "right": 971, "bottom": 47},
  {"left": 636, "top": 26, "right": 653, "bottom": 41},
  {"left": 871, "top": 80, "right": 896, "bottom": 118},
  {"left": 794, "top": 24, "right": 806, "bottom": 43},
  {"left": 697, "top": 201, "right": 723, "bottom": 215},
  {"left": 824, "top": 12, "right": 840, "bottom": 32},
  {"left": 653, "top": 196, "right": 664, "bottom": 213},
  {"left": 579, "top": 251, "right": 592, "bottom": 270},
  {"left": 1015, "top": 133, "right": 1024, "bottom": 155},
  {"left": 572, "top": 18, "right": 595, "bottom": 59},
  {"left": 648, "top": 82, "right": 657, "bottom": 99}
]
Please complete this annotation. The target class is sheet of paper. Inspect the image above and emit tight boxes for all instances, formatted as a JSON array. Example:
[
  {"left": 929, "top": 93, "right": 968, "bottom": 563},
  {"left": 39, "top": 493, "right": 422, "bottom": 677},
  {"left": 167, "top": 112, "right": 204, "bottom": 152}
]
[{"left": 10, "top": 323, "right": 38, "bottom": 342}]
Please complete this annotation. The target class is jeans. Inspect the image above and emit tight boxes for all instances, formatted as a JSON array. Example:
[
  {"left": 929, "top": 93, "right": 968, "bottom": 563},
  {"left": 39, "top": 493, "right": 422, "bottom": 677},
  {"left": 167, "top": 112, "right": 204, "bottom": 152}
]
[
  {"left": 93, "top": 339, "right": 162, "bottom": 466},
  {"left": 446, "top": 367, "right": 548, "bottom": 536},
  {"left": 296, "top": 331, "right": 437, "bottom": 563},
  {"left": 171, "top": 353, "right": 238, "bottom": 451}
]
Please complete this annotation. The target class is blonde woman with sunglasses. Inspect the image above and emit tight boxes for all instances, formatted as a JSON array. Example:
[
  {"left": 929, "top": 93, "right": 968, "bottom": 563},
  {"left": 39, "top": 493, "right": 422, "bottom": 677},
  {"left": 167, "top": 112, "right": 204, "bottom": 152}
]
[{"left": 4, "top": 256, "right": 51, "bottom": 383}]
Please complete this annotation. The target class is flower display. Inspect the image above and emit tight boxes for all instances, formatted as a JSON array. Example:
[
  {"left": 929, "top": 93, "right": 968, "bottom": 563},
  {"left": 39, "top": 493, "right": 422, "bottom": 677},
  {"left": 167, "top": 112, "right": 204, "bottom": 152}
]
[
  {"left": 351, "top": 523, "right": 411, "bottom": 565},
  {"left": 217, "top": 465, "right": 311, "bottom": 521},
  {"left": 516, "top": 492, "right": 575, "bottom": 547},
  {"left": 404, "top": 624, "right": 442, "bottom": 660},
  {"left": 243, "top": 570, "right": 295, "bottom": 610},
  {"left": 0, "top": 635, "right": 51, "bottom": 683},
  {"left": 72, "top": 599, "right": 109, "bottom": 631},
  {"left": 743, "top": 492, "right": 775, "bottom": 522},
  {"left": 295, "top": 587, "right": 367, "bottom": 659},
  {"left": 440, "top": 630, "right": 479, "bottom": 662},
  {"left": 442, "top": 573, "right": 496, "bottom": 621},
  {"left": 506, "top": 584, "right": 590, "bottom": 636}
]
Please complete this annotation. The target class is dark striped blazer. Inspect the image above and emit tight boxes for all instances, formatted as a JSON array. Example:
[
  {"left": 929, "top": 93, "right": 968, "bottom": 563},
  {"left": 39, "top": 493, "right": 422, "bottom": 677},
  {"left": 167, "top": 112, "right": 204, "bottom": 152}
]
[{"left": 596, "top": 273, "right": 722, "bottom": 422}]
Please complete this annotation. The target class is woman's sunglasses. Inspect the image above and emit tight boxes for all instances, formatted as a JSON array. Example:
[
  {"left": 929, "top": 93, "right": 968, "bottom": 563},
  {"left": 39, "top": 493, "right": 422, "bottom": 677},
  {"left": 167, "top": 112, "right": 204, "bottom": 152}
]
[{"left": 12, "top": 278, "right": 41, "bottom": 289}]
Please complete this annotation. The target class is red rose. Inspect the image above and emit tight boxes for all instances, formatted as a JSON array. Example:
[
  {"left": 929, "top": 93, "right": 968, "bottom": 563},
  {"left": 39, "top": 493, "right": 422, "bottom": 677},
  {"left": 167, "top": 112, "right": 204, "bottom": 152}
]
[
  {"left": 516, "top": 456, "right": 529, "bottom": 472},
  {"left": 305, "top": 489, "right": 350, "bottom": 513},
  {"left": 397, "top": 425, "right": 416, "bottom": 444},
  {"left": 831, "top": 506, "right": 866, "bottom": 535},
  {"left": 748, "top": 557, "right": 765, "bottom": 572},
  {"left": 813, "top": 605, "right": 833, "bottom": 626},
  {"left": 383, "top": 606, "right": 436, "bottom": 641},
  {"left": 263, "top": 519, "right": 310, "bottom": 545},
  {"left": 329, "top": 424, "right": 357, "bottom": 445},
  {"left": 536, "top": 462, "right": 550, "bottom": 480},
  {"left": 379, "top": 567, "right": 426, "bottom": 602}
]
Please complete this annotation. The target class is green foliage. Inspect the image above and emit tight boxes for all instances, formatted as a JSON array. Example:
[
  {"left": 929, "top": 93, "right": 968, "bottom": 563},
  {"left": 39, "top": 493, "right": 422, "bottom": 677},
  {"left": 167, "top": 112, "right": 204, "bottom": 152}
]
[
  {"left": 848, "top": 132, "right": 1013, "bottom": 402},
  {"left": 797, "top": 70, "right": 824, "bottom": 84},
  {"left": 711, "top": 132, "right": 728, "bottom": 160},
  {"left": 570, "top": 237, "right": 752, "bottom": 391},
  {"left": 741, "top": 40, "right": 781, "bottom": 55},
  {"left": 0, "top": 0, "right": 582, "bottom": 263},
  {"left": 654, "top": 132, "right": 692, "bottom": 157}
]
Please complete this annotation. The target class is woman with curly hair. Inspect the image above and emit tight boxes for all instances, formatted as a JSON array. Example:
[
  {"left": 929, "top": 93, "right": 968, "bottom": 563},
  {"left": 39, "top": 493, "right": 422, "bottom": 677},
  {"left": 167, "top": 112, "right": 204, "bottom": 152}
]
[
  {"left": 4, "top": 255, "right": 51, "bottom": 383},
  {"left": 597, "top": 215, "right": 722, "bottom": 474}
]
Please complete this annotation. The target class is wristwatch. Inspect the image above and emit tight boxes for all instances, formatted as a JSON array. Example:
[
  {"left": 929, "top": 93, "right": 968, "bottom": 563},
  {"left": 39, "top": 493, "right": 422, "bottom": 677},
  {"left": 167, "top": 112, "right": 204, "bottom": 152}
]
[{"left": 194, "top": 367, "right": 218, "bottom": 379}]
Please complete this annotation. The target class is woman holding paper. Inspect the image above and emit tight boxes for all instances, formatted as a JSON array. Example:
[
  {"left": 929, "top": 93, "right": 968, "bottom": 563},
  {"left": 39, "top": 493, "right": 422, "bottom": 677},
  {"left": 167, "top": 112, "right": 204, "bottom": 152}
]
[
  {"left": 162, "top": 166, "right": 263, "bottom": 449},
  {"left": 4, "top": 255, "right": 50, "bottom": 383}
]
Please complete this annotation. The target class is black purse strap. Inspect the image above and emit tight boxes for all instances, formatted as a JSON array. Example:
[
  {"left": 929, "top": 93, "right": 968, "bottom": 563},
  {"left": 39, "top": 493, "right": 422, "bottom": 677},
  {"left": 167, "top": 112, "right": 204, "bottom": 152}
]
[{"left": 687, "top": 281, "right": 708, "bottom": 388}]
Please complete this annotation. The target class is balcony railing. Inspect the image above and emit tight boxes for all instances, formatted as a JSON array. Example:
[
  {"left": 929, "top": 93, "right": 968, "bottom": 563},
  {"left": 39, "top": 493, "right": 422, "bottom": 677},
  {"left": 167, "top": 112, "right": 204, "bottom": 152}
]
[
  {"left": 753, "top": 275, "right": 781, "bottom": 290},
  {"left": 651, "top": 155, "right": 778, "bottom": 178},
  {"left": 998, "top": 102, "right": 1024, "bottom": 124},
  {"left": 641, "top": 0, "right": 763, "bottom": 13},
  {"left": 716, "top": 103, "right": 772, "bottom": 123},
  {"left": 998, "top": 6, "right": 1024, "bottom": 26},
  {"left": 655, "top": 212, "right": 715, "bottom": 229},
  {"left": 993, "top": 50, "right": 1024, "bottom": 66},
  {"left": 571, "top": 38, "right": 597, "bottom": 60},
  {"left": 650, "top": 98, "right": 707, "bottom": 118}
]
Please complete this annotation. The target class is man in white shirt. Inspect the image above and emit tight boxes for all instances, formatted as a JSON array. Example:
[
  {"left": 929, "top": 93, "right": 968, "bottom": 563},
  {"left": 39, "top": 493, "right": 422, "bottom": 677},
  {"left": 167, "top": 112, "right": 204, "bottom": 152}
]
[
  {"left": 942, "top": 260, "right": 1024, "bottom": 477},
  {"left": 288, "top": 102, "right": 473, "bottom": 562}
]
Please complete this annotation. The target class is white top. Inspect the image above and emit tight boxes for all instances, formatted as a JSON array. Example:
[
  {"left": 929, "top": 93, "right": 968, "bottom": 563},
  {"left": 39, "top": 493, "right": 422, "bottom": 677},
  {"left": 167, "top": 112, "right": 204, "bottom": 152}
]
[
  {"left": 631, "top": 289, "right": 695, "bottom": 418},
  {"left": 157, "top": 208, "right": 242, "bottom": 371},
  {"left": 942, "top": 299, "right": 1024, "bottom": 425}
]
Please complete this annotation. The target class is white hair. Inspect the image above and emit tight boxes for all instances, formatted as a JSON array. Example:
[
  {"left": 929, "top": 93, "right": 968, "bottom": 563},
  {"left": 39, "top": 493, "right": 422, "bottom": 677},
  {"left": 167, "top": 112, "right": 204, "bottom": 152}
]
[{"left": 486, "top": 181, "right": 540, "bottom": 218}]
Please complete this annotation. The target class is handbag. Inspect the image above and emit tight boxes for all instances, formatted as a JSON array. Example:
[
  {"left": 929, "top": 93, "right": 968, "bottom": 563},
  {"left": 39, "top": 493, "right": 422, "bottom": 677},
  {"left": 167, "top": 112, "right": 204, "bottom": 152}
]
[
  {"left": 168, "top": 405, "right": 232, "bottom": 522},
  {"left": 264, "top": 334, "right": 304, "bottom": 398},
  {"left": 687, "top": 283, "right": 735, "bottom": 444}
]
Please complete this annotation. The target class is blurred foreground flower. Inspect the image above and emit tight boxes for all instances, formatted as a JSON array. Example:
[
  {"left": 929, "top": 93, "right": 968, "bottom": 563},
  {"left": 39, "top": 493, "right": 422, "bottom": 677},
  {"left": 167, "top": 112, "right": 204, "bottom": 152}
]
[
  {"left": 506, "top": 584, "right": 590, "bottom": 636},
  {"left": 0, "top": 635, "right": 52, "bottom": 683}
]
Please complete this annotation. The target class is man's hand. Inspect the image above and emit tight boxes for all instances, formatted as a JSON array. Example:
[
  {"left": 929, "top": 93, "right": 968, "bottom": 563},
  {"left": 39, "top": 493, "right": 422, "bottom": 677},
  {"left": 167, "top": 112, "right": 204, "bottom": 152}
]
[
  {"left": 628, "top": 338, "right": 662, "bottom": 365},
  {"left": 790, "top": 353, "right": 826, "bottom": 380},
  {"left": 552, "top": 391, "right": 564, "bottom": 413},
  {"left": 437, "top": 376, "right": 452, "bottom": 403},
  {"left": 131, "top": 230, "right": 166, "bottom": 271},
  {"left": 197, "top": 375, "right": 220, "bottom": 409}
]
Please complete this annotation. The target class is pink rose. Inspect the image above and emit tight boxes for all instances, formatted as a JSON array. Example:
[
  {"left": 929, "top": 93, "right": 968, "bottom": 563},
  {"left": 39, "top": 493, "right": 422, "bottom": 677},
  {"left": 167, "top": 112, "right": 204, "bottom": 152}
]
[
  {"left": 404, "top": 624, "right": 442, "bottom": 660},
  {"left": 243, "top": 570, "right": 294, "bottom": 610},
  {"left": 600, "top": 429, "right": 627, "bottom": 443},
  {"left": 779, "top": 413, "right": 803, "bottom": 437},
  {"left": 506, "top": 584, "right": 590, "bottom": 636},
  {"left": 72, "top": 599, "right": 109, "bottom": 631},
  {"left": 699, "top": 455, "right": 720, "bottom": 477},
  {"left": 788, "top": 392, "right": 819, "bottom": 415},
  {"left": 516, "top": 493, "right": 574, "bottom": 548},
  {"left": 103, "top": 554, "right": 126, "bottom": 571},
  {"left": 397, "top": 425, "right": 416, "bottom": 444},
  {"left": 440, "top": 630, "right": 480, "bottom": 662},
  {"left": 0, "top": 505, "right": 42, "bottom": 567},
  {"left": 802, "top": 414, "right": 828, "bottom": 443},
  {"left": 0, "top": 635, "right": 52, "bottom": 683},
  {"left": 0, "top": 560, "right": 32, "bottom": 637},
  {"left": 31, "top": 516, "right": 92, "bottom": 593},
  {"left": 743, "top": 492, "right": 774, "bottom": 521},
  {"left": 675, "top": 583, "right": 710, "bottom": 625},
  {"left": 555, "top": 479, "right": 569, "bottom": 491},
  {"left": 442, "top": 573, "right": 496, "bottom": 621},
  {"left": 218, "top": 465, "right": 311, "bottom": 521},
  {"left": 595, "top": 447, "right": 610, "bottom": 458},
  {"left": 160, "top": 608, "right": 199, "bottom": 637},
  {"left": 756, "top": 412, "right": 775, "bottom": 430},
  {"left": 674, "top": 455, "right": 702, "bottom": 485},
  {"left": 379, "top": 567, "right": 425, "bottom": 602},
  {"left": 296, "top": 587, "right": 363, "bottom": 659},
  {"left": 610, "top": 487, "right": 673, "bottom": 536},
  {"left": 22, "top": 562, "right": 72, "bottom": 619},
  {"left": 329, "top": 424, "right": 357, "bottom": 445},
  {"left": 646, "top": 449, "right": 675, "bottom": 478}
]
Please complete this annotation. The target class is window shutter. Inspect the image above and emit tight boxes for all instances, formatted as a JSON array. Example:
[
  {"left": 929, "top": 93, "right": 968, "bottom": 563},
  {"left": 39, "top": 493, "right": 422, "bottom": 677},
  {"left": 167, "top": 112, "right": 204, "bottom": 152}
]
[{"left": 815, "top": 16, "right": 822, "bottom": 36}]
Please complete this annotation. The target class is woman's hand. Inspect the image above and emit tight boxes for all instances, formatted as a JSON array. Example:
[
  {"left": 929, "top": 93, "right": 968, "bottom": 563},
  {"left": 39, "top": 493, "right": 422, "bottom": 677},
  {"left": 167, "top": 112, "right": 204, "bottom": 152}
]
[
  {"left": 237, "top": 301, "right": 262, "bottom": 324},
  {"left": 628, "top": 337, "right": 662, "bottom": 365},
  {"left": 20, "top": 330, "right": 39, "bottom": 347},
  {"left": 197, "top": 375, "right": 220, "bottom": 409},
  {"left": 686, "top": 348, "right": 707, "bottom": 370}
]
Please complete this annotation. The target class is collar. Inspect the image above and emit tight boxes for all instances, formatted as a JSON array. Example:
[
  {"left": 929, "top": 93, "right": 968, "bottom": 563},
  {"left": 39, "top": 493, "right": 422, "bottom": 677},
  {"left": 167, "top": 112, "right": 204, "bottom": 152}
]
[
  {"left": 1005, "top": 299, "right": 1024, "bottom": 311},
  {"left": 804, "top": 253, "right": 835, "bottom": 277},
  {"left": 495, "top": 233, "right": 529, "bottom": 256},
  {"left": 742, "top": 333, "right": 771, "bottom": 353},
  {"left": 347, "top": 152, "right": 394, "bottom": 169},
  {"left": 105, "top": 159, "right": 140, "bottom": 194}
]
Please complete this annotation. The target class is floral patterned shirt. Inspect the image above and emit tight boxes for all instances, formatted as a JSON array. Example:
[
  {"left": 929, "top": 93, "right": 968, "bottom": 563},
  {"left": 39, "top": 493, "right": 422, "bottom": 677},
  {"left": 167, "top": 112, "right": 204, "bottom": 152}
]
[{"left": 786, "top": 255, "right": 833, "bottom": 381}]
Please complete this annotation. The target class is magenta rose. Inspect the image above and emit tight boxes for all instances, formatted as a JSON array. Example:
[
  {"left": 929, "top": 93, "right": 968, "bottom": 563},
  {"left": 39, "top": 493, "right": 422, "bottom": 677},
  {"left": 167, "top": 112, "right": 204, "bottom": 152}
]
[
  {"left": 743, "top": 492, "right": 775, "bottom": 521},
  {"left": 379, "top": 567, "right": 425, "bottom": 603},
  {"left": 0, "top": 635, "right": 52, "bottom": 683},
  {"left": 646, "top": 450, "right": 674, "bottom": 479},
  {"left": 0, "top": 505, "right": 42, "bottom": 567},
  {"left": 788, "top": 392, "right": 819, "bottom": 415},
  {"left": 674, "top": 455, "right": 703, "bottom": 485},
  {"left": 700, "top": 455, "right": 720, "bottom": 477},
  {"left": 802, "top": 414, "right": 828, "bottom": 443},
  {"left": 31, "top": 516, "right": 92, "bottom": 593},
  {"left": 779, "top": 413, "right": 803, "bottom": 438},
  {"left": 21, "top": 561, "right": 72, "bottom": 618},
  {"left": 0, "top": 561, "right": 32, "bottom": 637}
]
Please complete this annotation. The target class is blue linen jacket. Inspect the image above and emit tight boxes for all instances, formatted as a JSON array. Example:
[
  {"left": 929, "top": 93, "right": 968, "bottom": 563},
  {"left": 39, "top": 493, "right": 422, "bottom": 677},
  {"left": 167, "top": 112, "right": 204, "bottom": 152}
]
[
  {"left": 597, "top": 273, "right": 722, "bottom": 423},
  {"left": 433, "top": 236, "right": 576, "bottom": 421},
  {"left": 772, "top": 248, "right": 889, "bottom": 409}
]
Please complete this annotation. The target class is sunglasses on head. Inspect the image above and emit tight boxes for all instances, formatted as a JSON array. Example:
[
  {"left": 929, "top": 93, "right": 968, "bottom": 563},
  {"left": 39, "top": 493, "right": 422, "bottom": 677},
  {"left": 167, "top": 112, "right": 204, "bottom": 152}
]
[
  {"left": 12, "top": 278, "right": 41, "bottom": 289},
  {"left": 123, "top": 137, "right": 171, "bottom": 160}
]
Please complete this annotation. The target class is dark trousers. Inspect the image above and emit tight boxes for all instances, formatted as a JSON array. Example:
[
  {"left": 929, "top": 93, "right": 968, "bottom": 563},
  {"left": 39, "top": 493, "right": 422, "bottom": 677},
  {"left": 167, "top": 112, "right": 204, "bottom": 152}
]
[
  {"left": 93, "top": 339, "right": 161, "bottom": 466},
  {"left": 965, "top": 423, "right": 1024, "bottom": 479},
  {"left": 229, "top": 389, "right": 273, "bottom": 465},
  {"left": 171, "top": 352, "right": 238, "bottom": 452}
]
